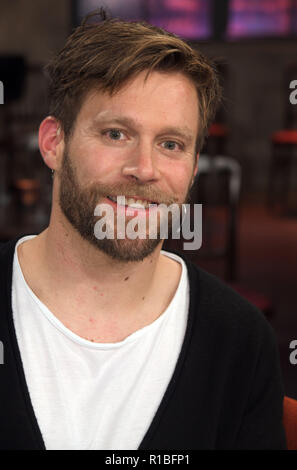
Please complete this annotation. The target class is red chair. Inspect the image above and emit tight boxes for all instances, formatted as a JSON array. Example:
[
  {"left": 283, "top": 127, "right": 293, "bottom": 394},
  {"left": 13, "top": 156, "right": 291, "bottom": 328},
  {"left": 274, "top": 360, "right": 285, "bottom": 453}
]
[
  {"left": 283, "top": 396, "right": 297, "bottom": 450},
  {"left": 206, "top": 122, "right": 229, "bottom": 157}
]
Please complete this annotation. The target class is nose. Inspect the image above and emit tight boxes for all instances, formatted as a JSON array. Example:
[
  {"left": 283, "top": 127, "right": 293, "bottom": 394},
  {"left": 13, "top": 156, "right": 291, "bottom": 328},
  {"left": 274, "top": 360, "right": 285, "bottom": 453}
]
[{"left": 121, "top": 140, "right": 161, "bottom": 183}]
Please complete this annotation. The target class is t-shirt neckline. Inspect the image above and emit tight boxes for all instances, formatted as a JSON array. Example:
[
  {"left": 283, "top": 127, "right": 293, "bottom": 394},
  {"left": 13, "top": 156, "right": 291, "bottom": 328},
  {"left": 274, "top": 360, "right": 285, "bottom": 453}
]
[{"left": 14, "top": 235, "right": 187, "bottom": 350}]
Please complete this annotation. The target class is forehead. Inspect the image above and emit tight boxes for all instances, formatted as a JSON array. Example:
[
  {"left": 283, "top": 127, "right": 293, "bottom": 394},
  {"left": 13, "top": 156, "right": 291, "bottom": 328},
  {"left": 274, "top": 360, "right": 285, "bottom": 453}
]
[{"left": 76, "top": 71, "right": 199, "bottom": 136}]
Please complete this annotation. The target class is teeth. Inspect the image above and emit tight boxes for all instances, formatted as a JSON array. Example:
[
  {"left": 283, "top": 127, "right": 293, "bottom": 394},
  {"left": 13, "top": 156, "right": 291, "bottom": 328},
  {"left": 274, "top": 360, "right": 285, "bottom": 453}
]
[
  {"left": 126, "top": 198, "right": 146, "bottom": 208},
  {"left": 128, "top": 203, "right": 146, "bottom": 209},
  {"left": 108, "top": 196, "right": 156, "bottom": 209}
]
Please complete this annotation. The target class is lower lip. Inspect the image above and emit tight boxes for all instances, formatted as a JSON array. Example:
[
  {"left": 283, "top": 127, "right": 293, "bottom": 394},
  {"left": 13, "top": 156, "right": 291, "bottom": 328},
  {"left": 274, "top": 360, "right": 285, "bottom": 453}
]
[{"left": 103, "top": 197, "right": 159, "bottom": 216}]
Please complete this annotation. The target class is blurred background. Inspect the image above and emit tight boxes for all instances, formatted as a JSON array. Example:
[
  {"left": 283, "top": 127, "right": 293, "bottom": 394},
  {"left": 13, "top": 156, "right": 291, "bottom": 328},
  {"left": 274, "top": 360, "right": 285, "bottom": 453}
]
[{"left": 0, "top": 0, "right": 297, "bottom": 398}]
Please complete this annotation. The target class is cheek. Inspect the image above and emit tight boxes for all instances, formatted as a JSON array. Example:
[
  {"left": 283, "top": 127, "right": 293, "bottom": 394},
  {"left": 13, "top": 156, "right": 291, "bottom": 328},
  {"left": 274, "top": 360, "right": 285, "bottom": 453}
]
[
  {"left": 70, "top": 139, "right": 123, "bottom": 178},
  {"left": 163, "top": 160, "right": 194, "bottom": 193}
]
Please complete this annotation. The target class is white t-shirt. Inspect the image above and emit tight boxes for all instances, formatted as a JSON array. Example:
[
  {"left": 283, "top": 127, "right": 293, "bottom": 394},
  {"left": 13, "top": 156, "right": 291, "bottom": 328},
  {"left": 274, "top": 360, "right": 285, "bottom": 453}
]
[{"left": 12, "top": 235, "right": 189, "bottom": 450}]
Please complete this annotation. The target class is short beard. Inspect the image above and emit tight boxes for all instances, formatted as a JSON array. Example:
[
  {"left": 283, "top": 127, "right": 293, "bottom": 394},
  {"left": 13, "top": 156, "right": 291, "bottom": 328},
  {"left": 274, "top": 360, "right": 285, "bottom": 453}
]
[{"left": 58, "top": 148, "right": 191, "bottom": 262}]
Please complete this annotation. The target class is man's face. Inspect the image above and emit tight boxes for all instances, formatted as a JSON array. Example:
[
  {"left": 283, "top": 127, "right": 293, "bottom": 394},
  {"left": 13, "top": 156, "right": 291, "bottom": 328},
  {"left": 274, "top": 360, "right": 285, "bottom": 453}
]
[{"left": 57, "top": 70, "right": 199, "bottom": 262}]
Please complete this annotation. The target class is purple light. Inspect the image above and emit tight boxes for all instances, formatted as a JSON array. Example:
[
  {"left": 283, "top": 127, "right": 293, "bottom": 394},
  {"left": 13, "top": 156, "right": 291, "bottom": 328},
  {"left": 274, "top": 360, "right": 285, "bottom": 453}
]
[{"left": 227, "top": 0, "right": 297, "bottom": 38}]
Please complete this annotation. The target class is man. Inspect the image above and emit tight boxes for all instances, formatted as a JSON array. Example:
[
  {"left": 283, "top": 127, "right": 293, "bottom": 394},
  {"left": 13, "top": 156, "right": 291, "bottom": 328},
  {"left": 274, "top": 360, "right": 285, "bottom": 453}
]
[{"left": 0, "top": 13, "right": 286, "bottom": 450}]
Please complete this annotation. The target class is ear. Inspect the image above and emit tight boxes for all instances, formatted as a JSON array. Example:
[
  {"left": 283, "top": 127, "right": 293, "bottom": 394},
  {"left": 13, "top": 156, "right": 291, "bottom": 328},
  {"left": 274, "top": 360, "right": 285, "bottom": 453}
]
[{"left": 38, "top": 116, "right": 64, "bottom": 171}]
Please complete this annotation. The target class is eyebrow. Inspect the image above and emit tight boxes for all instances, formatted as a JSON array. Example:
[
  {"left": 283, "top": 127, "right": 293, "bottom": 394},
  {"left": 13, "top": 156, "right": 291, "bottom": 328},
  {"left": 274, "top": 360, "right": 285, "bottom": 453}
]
[{"left": 91, "top": 114, "right": 195, "bottom": 145}]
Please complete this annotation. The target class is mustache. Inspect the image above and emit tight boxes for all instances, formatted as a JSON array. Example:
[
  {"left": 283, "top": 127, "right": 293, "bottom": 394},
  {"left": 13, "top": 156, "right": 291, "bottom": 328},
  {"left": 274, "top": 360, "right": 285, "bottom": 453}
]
[{"left": 86, "top": 182, "right": 178, "bottom": 206}]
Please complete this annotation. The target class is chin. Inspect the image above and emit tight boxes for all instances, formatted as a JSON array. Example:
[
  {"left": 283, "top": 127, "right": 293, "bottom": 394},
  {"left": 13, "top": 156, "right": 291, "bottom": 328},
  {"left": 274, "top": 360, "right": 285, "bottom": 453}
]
[{"left": 85, "top": 235, "right": 162, "bottom": 263}]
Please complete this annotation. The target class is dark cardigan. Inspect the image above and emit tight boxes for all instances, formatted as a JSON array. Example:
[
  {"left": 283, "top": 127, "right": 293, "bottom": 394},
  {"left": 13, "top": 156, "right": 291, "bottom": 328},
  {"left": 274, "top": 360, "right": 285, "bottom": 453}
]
[{"left": 0, "top": 237, "right": 286, "bottom": 449}]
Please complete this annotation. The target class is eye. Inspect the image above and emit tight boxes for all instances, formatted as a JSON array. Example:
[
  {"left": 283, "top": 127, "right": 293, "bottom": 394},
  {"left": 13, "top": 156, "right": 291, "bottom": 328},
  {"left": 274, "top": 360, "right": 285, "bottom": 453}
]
[
  {"left": 162, "top": 140, "right": 183, "bottom": 151},
  {"left": 103, "top": 128, "right": 126, "bottom": 141}
]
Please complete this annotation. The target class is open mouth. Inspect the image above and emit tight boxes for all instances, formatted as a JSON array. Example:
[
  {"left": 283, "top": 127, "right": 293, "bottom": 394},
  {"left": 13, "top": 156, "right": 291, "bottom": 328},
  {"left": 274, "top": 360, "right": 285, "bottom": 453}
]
[{"left": 106, "top": 195, "right": 159, "bottom": 210}]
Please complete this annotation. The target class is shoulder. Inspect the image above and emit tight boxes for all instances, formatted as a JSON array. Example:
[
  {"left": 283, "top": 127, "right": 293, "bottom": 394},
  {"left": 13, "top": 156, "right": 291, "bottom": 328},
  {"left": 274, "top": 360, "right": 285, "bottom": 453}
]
[{"left": 173, "top": 252, "right": 277, "bottom": 351}]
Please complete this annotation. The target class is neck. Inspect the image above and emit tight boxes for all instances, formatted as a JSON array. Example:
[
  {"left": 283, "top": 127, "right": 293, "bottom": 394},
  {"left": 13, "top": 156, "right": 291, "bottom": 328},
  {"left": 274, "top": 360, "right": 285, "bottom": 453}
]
[{"left": 26, "top": 207, "right": 166, "bottom": 315}]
